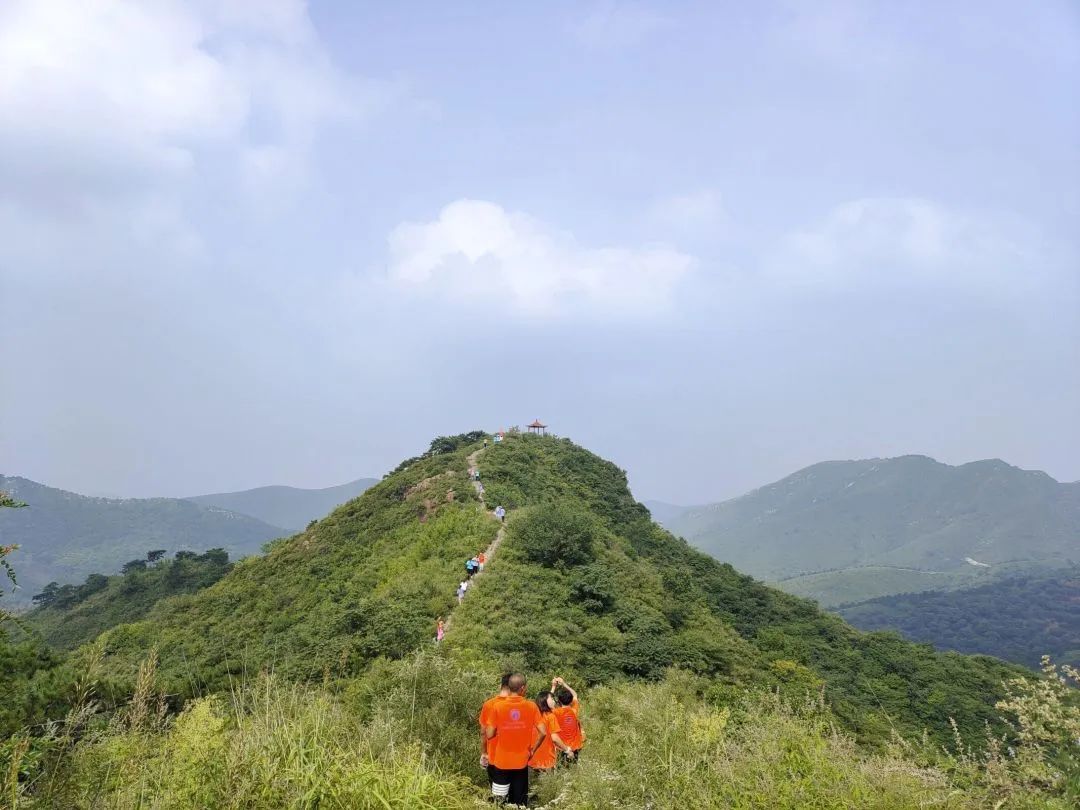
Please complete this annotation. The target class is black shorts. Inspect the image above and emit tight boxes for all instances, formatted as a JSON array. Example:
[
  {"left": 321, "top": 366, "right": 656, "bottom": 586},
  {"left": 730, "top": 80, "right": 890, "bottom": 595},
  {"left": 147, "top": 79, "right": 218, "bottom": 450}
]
[{"left": 489, "top": 765, "right": 529, "bottom": 805}]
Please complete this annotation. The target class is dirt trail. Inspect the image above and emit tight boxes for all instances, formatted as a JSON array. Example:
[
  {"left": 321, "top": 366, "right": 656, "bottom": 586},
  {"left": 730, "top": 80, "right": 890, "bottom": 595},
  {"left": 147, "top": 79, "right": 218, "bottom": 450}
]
[
  {"left": 467, "top": 448, "right": 506, "bottom": 560},
  {"left": 442, "top": 447, "right": 505, "bottom": 635}
]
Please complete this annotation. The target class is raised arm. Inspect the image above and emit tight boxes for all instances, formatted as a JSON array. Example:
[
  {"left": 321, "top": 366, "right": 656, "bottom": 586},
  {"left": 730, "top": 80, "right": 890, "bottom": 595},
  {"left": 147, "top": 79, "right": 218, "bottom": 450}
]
[{"left": 553, "top": 676, "right": 578, "bottom": 704}]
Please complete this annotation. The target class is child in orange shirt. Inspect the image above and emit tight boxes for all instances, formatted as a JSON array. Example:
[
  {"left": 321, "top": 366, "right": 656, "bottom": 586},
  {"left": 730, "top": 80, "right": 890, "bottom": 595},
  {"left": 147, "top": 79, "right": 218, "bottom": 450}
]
[
  {"left": 528, "top": 691, "right": 575, "bottom": 771},
  {"left": 551, "top": 676, "right": 584, "bottom": 762}
]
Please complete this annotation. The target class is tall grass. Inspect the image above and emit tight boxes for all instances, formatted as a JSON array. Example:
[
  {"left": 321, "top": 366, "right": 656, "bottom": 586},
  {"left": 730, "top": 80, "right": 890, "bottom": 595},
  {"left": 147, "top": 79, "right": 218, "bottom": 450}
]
[
  {"left": 8, "top": 656, "right": 477, "bottom": 809},
  {"left": 4, "top": 649, "right": 1077, "bottom": 808},
  {"left": 559, "top": 671, "right": 1076, "bottom": 809}
]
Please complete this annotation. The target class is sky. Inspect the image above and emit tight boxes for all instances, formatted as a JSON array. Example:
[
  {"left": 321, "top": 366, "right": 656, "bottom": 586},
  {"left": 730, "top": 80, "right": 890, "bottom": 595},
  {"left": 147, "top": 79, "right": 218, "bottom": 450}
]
[{"left": 1, "top": 0, "right": 1077, "bottom": 505}]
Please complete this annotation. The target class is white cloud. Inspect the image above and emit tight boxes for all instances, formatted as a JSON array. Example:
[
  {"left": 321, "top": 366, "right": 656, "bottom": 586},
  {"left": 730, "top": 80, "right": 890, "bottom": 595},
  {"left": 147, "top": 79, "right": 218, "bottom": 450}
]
[
  {"left": 387, "top": 199, "right": 695, "bottom": 317},
  {"left": 648, "top": 189, "right": 728, "bottom": 237},
  {"left": 769, "top": 197, "right": 1065, "bottom": 296},
  {"left": 0, "top": 0, "right": 364, "bottom": 215},
  {"left": 572, "top": 1, "right": 670, "bottom": 50}
]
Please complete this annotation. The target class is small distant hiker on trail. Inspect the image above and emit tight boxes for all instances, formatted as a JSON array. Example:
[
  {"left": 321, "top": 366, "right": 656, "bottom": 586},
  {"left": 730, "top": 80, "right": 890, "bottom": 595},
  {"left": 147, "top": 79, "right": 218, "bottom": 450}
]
[
  {"left": 529, "top": 690, "right": 575, "bottom": 772},
  {"left": 486, "top": 673, "right": 545, "bottom": 806},
  {"left": 551, "top": 677, "right": 585, "bottom": 762},
  {"left": 494, "top": 505, "right": 506, "bottom": 522},
  {"left": 435, "top": 617, "right": 445, "bottom": 643},
  {"left": 457, "top": 581, "right": 468, "bottom": 604},
  {"left": 466, "top": 556, "right": 479, "bottom": 578},
  {"left": 477, "top": 551, "right": 486, "bottom": 572},
  {"left": 473, "top": 469, "right": 481, "bottom": 482}
]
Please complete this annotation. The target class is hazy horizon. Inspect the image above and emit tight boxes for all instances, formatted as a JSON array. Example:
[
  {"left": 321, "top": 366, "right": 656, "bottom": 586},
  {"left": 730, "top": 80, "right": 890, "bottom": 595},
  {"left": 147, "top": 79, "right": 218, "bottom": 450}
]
[
  {"left": 6, "top": 445, "right": 1076, "bottom": 510},
  {"left": 2, "top": 1, "right": 1077, "bottom": 505}
]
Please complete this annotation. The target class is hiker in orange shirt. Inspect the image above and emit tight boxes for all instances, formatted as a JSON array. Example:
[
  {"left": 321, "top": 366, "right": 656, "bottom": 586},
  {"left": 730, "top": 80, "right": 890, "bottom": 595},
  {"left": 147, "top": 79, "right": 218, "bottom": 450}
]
[
  {"left": 485, "top": 673, "right": 546, "bottom": 806},
  {"left": 528, "top": 690, "right": 575, "bottom": 772},
  {"left": 479, "top": 673, "right": 512, "bottom": 785},
  {"left": 477, "top": 551, "right": 486, "bottom": 572},
  {"left": 551, "top": 676, "right": 585, "bottom": 762}
]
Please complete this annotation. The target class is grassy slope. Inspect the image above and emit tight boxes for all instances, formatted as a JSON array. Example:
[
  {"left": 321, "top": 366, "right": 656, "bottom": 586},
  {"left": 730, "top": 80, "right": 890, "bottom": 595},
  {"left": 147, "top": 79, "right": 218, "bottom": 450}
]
[
  {"left": 447, "top": 436, "right": 1022, "bottom": 744},
  {"left": 95, "top": 440, "right": 495, "bottom": 693},
  {"left": 31, "top": 663, "right": 1077, "bottom": 810},
  {"left": 54, "top": 433, "right": 1022, "bottom": 747}
]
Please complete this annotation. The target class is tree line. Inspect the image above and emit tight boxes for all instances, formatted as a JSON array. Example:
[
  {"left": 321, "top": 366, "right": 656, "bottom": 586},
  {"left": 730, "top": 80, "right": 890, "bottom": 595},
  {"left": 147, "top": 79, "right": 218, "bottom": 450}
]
[{"left": 31, "top": 548, "right": 230, "bottom": 610}]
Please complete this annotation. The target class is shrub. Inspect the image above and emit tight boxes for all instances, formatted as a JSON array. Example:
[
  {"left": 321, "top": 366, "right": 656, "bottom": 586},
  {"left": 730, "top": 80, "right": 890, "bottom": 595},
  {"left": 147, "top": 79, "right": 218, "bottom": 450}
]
[{"left": 511, "top": 503, "right": 598, "bottom": 569}]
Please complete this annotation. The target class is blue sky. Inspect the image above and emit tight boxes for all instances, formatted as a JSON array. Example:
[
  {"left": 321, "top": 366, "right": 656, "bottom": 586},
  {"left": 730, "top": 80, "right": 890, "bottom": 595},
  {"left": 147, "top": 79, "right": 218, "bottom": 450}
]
[{"left": 1, "top": 0, "right": 1077, "bottom": 503}]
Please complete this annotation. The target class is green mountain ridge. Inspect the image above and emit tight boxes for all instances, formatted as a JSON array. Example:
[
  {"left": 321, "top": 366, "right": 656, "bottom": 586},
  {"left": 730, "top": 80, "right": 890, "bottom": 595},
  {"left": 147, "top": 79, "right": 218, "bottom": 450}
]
[
  {"left": 661, "top": 455, "right": 1080, "bottom": 586},
  {"left": 0, "top": 476, "right": 286, "bottom": 605},
  {"left": 74, "top": 434, "right": 1022, "bottom": 747},
  {"left": 186, "top": 477, "right": 378, "bottom": 531},
  {"left": 6, "top": 433, "right": 1079, "bottom": 808}
]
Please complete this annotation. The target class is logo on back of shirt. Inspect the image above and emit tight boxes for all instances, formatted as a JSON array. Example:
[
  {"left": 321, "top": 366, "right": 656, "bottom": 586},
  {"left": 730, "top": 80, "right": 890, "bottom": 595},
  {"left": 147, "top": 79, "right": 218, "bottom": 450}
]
[{"left": 510, "top": 709, "right": 521, "bottom": 721}]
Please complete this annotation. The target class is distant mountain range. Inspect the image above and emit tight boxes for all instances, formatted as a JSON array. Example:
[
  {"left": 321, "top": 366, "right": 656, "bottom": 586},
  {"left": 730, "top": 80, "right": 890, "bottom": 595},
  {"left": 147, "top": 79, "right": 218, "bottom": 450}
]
[
  {"left": 186, "top": 478, "right": 378, "bottom": 531},
  {"left": 650, "top": 456, "right": 1080, "bottom": 606},
  {"left": 0, "top": 474, "right": 376, "bottom": 603}
]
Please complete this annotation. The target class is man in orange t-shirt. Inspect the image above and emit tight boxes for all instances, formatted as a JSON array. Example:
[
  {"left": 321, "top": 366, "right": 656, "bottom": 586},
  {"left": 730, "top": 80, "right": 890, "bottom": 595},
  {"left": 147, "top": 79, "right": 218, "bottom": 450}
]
[
  {"left": 485, "top": 673, "right": 545, "bottom": 806},
  {"left": 479, "top": 673, "right": 512, "bottom": 784},
  {"left": 551, "top": 676, "right": 584, "bottom": 761}
]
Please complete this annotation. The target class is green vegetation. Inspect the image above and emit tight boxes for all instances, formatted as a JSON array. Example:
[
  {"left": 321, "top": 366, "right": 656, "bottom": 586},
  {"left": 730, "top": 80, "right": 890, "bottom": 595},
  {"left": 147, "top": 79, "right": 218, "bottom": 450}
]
[
  {"left": 557, "top": 669, "right": 1079, "bottom": 809},
  {"left": 0, "top": 476, "right": 285, "bottom": 604},
  {"left": 664, "top": 456, "right": 1080, "bottom": 589},
  {"left": 3, "top": 434, "right": 1078, "bottom": 807},
  {"left": 2, "top": 491, "right": 70, "bottom": 740},
  {"left": 774, "top": 566, "right": 988, "bottom": 608},
  {"left": 23, "top": 550, "right": 233, "bottom": 651},
  {"left": 839, "top": 570, "right": 1080, "bottom": 669},
  {"left": 5, "top": 649, "right": 1077, "bottom": 809},
  {"left": 448, "top": 436, "right": 1025, "bottom": 746},
  {"left": 84, "top": 433, "right": 491, "bottom": 695},
  {"left": 187, "top": 477, "right": 378, "bottom": 531}
]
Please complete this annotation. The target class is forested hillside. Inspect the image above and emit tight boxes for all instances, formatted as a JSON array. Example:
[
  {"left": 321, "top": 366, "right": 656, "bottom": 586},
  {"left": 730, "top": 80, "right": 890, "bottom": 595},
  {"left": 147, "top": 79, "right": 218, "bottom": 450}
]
[
  {"left": 661, "top": 456, "right": 1080, "bottom": 604},
  {"left": 186, "top": 477, "right": 377, "bottom": 530},
  {"left": 91, "top": 433, "right": 494, "bottom": 690},
  {"left": 839, "top": 570, "right": 1080, "bottom": 669},
  {"left": 4, "top": 434, "right": 1078, "bottom": 808},
  {"left": 0, "top": 476, "right": 285, "bottom": 602},
  {"left": 23, "top": 549, "right": 234, "bottom": 651},
  {"left": 76, "top": 434, "right": 1022, "bottom": 746}
]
